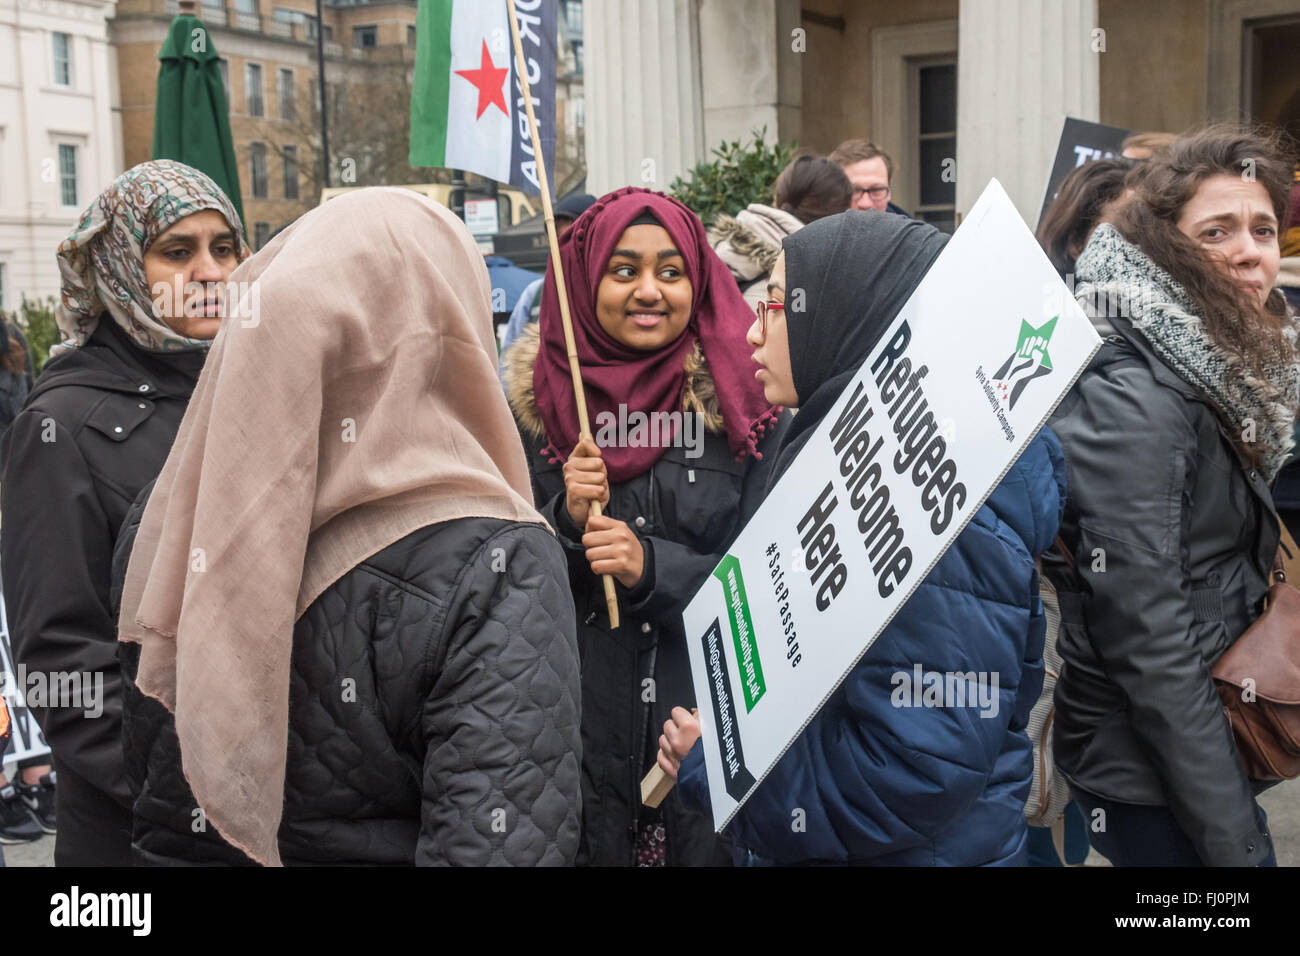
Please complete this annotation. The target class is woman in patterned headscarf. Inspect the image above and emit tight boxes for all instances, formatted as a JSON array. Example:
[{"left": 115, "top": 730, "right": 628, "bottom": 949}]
[{"left": 0, "top": 159, "right": 245, "bottom": 865}]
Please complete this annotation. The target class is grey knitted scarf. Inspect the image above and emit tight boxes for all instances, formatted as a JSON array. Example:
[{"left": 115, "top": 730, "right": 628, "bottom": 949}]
[{"left": 1075, "top": 224, "right": 1299, "bottom": 481}]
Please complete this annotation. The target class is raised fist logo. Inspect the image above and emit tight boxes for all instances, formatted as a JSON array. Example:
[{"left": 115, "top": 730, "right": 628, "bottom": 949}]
[{"left": 990, "top": 317, "right": 1058, "bottom": 411}]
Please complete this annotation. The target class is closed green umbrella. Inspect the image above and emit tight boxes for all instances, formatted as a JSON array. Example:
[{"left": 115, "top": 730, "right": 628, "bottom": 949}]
[{"left": 152, "top": 6, "right": 245, "bottom": 229}]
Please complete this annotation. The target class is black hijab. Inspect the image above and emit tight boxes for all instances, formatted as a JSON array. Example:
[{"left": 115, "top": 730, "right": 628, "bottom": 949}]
[{"left": 770, "top": 210, "right": 948, "bottom": 485}]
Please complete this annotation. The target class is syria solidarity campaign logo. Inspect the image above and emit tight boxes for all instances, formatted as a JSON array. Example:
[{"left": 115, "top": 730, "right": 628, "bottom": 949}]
[{"left": 989, "top": 316, "right": 1058, "bottom": 410}]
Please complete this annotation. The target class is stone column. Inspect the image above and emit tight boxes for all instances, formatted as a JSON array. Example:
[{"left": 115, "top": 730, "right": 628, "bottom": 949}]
[
  {"left": 583, "top": 0, "right": 706, "bottom": 195},
  {"left": 698, "top": 0, "right": 801, "bottom": 155},
  {"left": 92, "top": 8, "right": 124, "bottom": 195},
  {"left": 956, "top": 0, "right": 1100, "bottom": 225}
]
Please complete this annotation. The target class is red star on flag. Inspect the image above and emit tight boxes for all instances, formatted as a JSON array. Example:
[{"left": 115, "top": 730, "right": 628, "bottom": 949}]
[{"left": 455, "top": 40, "right": 509, "bottom": 120}]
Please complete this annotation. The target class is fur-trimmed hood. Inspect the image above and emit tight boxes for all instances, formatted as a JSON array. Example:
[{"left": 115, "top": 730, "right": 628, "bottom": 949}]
[
  {"left": 501, "top": 322, "right": 724, "bottom": 442},
  {"left": 709, "top": 203, "right": 803, "bottom": 283}
]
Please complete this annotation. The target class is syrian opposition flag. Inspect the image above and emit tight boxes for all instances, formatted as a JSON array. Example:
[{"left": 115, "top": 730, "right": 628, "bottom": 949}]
[{"left": 409, "top": 0, "right": 557, "bottom": 197}]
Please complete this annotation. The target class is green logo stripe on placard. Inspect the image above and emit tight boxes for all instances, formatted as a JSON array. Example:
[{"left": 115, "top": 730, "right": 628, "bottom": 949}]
[{"left": 713, "top": 554, "right": 766, "bottom": 711}]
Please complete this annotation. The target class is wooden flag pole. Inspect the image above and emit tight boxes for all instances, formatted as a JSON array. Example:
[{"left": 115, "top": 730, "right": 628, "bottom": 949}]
[{"left": 506, "top": 0, "right": 619, "bottom": 630}]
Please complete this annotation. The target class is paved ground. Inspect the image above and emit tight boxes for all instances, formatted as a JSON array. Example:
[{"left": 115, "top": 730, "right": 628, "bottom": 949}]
[
  {"left": 2, "top": 832, "right": 52, "bottom": 867},
  {"left": 5, "top": 779, "right": 1298, "bottom": 867},
  {"left": 1259, "top": 779, "right": 1300, "bottom": 866}
]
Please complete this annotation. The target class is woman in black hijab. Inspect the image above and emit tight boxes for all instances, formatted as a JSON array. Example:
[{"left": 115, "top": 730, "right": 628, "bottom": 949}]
[
  {"left": 765, "top": 211, "right": 950, "bottom": 475},
  {"left": 660, "top": 211, "right": 1069, "bottom": 865}
]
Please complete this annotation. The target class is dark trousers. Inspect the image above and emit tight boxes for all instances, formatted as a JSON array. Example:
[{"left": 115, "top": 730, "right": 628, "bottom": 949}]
[
  {"left": 1026, "top": 799, "right": 1091, "bottom": 866},
  {"left": 1072, "top": 787, "right": 1276, "bottom": 867},
  {"left": 52, "top": 756, "right": 132, "bottom": 867}
]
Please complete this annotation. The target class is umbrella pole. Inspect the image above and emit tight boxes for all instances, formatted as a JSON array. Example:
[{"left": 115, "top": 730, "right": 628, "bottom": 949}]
[
  {"left": 314, "top": 0, "right": 330, "bottom": 188},
  {"left": 506, "top": 0, "right": 619, "bottom": 630}
]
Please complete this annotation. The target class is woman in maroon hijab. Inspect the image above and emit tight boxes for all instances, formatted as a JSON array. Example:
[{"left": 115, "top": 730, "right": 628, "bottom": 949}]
[{"left": 501, "top": 187, "right": 788, "bottom": 866}]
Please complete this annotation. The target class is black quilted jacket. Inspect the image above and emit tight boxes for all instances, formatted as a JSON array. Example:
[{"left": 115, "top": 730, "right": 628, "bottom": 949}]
[{"left": 113, "top": 494, "right": 583, "bottom": 866}]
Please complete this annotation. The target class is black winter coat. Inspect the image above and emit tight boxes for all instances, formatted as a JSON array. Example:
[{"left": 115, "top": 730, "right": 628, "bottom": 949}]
[
  {"left": 503, "top": 326, "right": 788, "bottom": 866},
  {"left": 112, "top": 490, "right": 583, "bottom": 866},
  {"left": 0, "top": 317, "right": 203, "bottom": 865},
  {"left": 1044, "top": 316, "right": 1277, "bottom": 866}
]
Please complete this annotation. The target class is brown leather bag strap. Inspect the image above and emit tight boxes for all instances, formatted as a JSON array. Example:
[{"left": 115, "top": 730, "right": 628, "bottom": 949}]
[{"left": 1054, "top": 535, "right": 1076, "bottom": 571}]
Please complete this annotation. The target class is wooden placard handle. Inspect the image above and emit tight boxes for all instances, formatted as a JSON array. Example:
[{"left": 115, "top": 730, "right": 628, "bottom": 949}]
[
  {"left": 640, "top": 708, "right": 699, "bottom": 807},
  {"left": 641, "top": 764, "right": 675, "bottom": 809}
]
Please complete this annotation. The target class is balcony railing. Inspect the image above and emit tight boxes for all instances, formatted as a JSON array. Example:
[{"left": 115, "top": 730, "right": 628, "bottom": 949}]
[{"left": 162, "top": 0, "right": 226, "bottom": 13}]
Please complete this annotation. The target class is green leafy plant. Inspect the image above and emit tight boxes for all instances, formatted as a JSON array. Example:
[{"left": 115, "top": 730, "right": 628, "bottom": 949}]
[
  {"left": 12, "top": 295, "right": 61, "bottom": 375},
  {"left": 669, "top": 127, "right": 797, "bottom": 227}
]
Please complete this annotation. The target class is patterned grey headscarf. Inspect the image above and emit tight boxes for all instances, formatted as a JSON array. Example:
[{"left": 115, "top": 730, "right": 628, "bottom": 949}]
[
  {"left": 1076, "top": 223, "right": 1300, "bottom": 481},
  {"left": 53, "top": 159, "right": 246, "bottom": 357}
]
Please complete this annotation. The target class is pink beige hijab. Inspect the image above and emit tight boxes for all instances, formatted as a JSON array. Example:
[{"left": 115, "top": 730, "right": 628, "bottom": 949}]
[{"left": 117, "top": 187, "right": 544, "bottom": 866}]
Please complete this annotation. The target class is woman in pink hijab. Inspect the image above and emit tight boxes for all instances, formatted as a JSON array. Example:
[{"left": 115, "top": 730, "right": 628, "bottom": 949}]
[
  {"left": 501, "top": 187, "right": 788, "bottom": 866},
  {"left": 114, "top": 188, "right": 582, "bottom": 866}
]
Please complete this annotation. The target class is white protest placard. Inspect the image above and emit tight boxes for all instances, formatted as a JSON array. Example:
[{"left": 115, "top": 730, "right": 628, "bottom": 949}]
[
  {"left": 683, "top": 179, "right": 1102, "bottom": 831},
  {"left": 1, "top": 590, "right": 51, "bottom": 767}
]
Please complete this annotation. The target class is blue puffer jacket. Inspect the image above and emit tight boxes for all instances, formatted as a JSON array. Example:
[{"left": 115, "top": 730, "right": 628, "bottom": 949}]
[{"left": 678, "top": 427, "right": 1067, "bottom": 865}]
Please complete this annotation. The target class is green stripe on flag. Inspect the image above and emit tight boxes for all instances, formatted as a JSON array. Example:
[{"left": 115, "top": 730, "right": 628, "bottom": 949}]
[
  {"left": 713, "top": 554, "right": 766, "bottom": 712},
  {"left": 409, "top": 0, "right": 455, "bottom": 167}
]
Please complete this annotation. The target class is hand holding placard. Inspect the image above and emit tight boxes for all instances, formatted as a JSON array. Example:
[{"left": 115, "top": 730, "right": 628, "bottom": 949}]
[
  {"left": 681, "top": 180, "right": 1103, "bottom": 832},
  {"left": 641, "top": 707, "right": 700, "bottom": 808}
]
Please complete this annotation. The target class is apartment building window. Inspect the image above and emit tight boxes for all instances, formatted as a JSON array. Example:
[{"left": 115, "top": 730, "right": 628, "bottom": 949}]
[
  {"left": 309, "top": 78, "right": 318, "bottom": 118},
  {"left": 234, "top": 0, "right": 256, "bottom": 12},
  {"left": 203, "top": 0, "right": 225, "bottom": 11},
  {"left": 279, "top": 68, "right": 295, "bottom": 121},
  {"left": 282, "top": 145, "right": 299, "bottom": 200},
  {"left": 58, "top": 144, "right": 78, "bottom": 207},
  {"left": 407, "top": 25, "right": 416, "bottom": 47},
  {"left": 246, "top": 63, "right": 264, "bottom": 116},
  {"left": 52, "top": 32, "right": 72, "bottom": 87},
  {"left": 253, "top": 222, "right": 270, "bottom": 250},
  {"left": 217, "top": 58, "right": 230, "bottom": 100},
  {"left": 353, "top": 25, "right": 377, "bottom": 48},
  {"left": 0, "top": 263, "right": 6, "bottom": 313},
  {"left": 914, "top": 60, "right": 957, "bottom": 234},
  {"left": 250, "top": 142, "right": 268, "bottom": 198},
  {"left": 563, "top": 0, "right": 582, "bottom": 35}
]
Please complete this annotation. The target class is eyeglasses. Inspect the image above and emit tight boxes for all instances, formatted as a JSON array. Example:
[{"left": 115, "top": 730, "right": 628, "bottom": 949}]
[
  {"left": 852, "top": 185, "right": 891, "bottom": 201},
  {"left": 755, "top": 299, "right": 784, "bottom": 337}
]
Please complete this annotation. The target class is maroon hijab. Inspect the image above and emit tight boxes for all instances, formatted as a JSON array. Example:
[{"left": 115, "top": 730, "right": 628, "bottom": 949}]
[{"left": 534, "top": 187, "right": 779, "bottom": 481}]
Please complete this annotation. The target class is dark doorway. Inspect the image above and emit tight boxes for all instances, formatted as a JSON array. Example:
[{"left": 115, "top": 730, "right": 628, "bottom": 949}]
[{"left": 1247, "top": 16, "right": 1300, "bottom": 143}]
